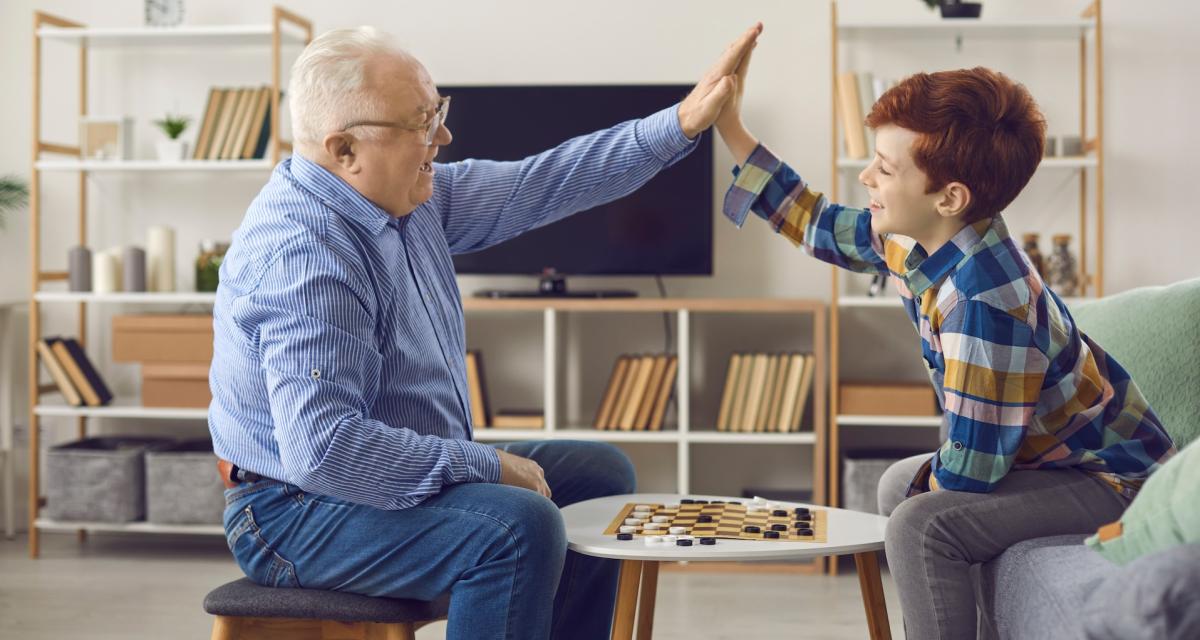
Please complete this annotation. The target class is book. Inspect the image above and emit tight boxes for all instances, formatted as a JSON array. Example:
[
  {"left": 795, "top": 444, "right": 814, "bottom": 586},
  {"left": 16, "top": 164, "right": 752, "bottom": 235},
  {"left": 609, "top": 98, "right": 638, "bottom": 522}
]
[
  {"left": 715, "top": 353, "right": 742, "bottom": 432},
  {"left": 836, "top": 71, "right": 868, "bottom": 159},
  {"left": 465, "top": 350, "right": 490, "bottom": 428},
  {"left": 36, "top": 337, "right": 83, "bottom": 407},
  {"left": 51, "top": 337, "right": 113, "bottom": 407},
  {"left": 618, "top": 355, "right": 656, "bottom": 430},
  {"left": 728, "top": 352, "right": 754, "bottom": 433},
  {"left": 250, "top": 92, "right": 273, "bottom": 159},
  {"left": 776, "top": 353, "right": 806, "bottom": 432},
  {"left": 241, "top": 87, "right": 271, "bottom": 159},
  {"left": 220, "top": 87, "right": 254, "bottom": 160},
  {"left": 191, "top": 87, "right": 224, "bottom": 160},
  {"left": 764, "top": 353, "right": 790, "bottom": 432},
  {"left": 741, "top": 353, "right": 769, "bottom": 432},
  {"left": 856, "top": 71, "right": 877, "bottom": 155},
  {"left": 207, "top": 87, "right": 242, "bottom": 160},
  {"left": 632, "top": 354, "right": 668, "bottom": 430},
  {"left": 607, "top": 355, "right": 643, "bottom": 430},
  {"left": 491, "top": 410, "right": 544, "bottom": 429},
  {"left": 754, "top": 354, "right": 780, "bottom": 432},
  {"left": 646, "top": 355, "right": 678, "bottom": 431},
  {"left": 790, "top": 354, "right": 817, "bottom": 432},
  {"left": 593, "top": 355, "right": 630, "bottom": 429}
]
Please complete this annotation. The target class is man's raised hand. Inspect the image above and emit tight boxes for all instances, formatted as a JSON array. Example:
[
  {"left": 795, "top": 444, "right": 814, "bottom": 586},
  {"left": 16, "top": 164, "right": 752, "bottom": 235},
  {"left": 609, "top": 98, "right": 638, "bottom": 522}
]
[{"left": 677, "top": 22, "right": 763, "bottom": 140}]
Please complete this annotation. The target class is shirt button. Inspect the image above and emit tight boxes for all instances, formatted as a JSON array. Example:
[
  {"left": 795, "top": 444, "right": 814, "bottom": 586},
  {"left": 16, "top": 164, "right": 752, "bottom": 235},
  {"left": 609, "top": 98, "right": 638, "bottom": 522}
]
[
  {"left": 952, "top": 441, "right": 964, "bottom": 451},
  {"left": 311, "top": 368, "right": 321, "bottom": 380}
]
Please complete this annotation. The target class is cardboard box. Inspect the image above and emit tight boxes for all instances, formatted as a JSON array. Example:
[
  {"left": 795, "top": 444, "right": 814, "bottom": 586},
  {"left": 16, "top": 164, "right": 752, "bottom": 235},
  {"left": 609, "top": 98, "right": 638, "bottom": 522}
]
[
  {"left": 142, "top": 362, "right": 211, "bottom": 408},
  {"left": 112, "top": 314, "right": 213, "bottom": 363},
  {"left": 839, "top": 382, "right": 938, "bottom": 416}
]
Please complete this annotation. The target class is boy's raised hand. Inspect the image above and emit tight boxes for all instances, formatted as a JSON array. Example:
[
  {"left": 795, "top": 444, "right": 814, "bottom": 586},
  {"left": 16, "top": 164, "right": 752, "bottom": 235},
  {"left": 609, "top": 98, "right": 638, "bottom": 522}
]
[
  {"left": 677, "top": 23, "right": 763, "bottom": 140},
  {"left": 715, "top": 26, "right": 758, "bottom": 136}
]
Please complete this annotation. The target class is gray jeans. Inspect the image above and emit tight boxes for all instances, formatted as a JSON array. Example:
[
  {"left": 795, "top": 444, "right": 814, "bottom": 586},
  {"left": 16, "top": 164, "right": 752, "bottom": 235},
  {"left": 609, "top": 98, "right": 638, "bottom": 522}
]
[{"left": 876, "top": 453, "right": 1130, "bottom": 640}]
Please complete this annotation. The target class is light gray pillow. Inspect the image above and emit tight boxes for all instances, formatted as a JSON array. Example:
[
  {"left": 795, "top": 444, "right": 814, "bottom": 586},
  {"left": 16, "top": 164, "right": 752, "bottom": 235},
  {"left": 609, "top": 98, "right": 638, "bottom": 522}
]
[{"left": 1082, "top": 543, "right": 1200, "bottom": 640}]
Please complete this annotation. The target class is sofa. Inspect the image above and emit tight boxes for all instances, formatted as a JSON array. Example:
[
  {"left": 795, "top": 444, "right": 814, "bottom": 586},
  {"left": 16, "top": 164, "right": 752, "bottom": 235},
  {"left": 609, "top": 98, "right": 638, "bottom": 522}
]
[{"left": 974, "top": 278, "right": 1200, "bottom": 640}]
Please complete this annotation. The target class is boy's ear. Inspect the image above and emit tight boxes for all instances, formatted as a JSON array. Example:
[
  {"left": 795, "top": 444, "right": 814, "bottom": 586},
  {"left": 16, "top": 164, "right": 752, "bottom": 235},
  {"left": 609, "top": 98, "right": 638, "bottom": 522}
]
[
  {"left": 936, "top": 181, "right": 972, "bottom": 219},
  {"left": 322, "top": 132, "right": 361, "bottom": 174}
]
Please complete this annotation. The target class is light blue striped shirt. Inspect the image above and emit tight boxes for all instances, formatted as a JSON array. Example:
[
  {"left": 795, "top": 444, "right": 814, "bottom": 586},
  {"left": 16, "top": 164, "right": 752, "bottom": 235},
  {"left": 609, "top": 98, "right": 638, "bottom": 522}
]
[{"left": 208, "top": 103, "right": 696, "bottom": 510}]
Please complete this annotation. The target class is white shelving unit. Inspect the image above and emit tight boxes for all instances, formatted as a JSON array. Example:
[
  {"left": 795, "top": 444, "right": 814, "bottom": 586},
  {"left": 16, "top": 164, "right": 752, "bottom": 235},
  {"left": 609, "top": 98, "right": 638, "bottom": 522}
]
[
  {"left": 27, "top": 8, "right": 313, "bottom": 556},
  {"left": 462, "top": 298, "right": 828, "bottom": 499},
  {"left": 826, "top": 0, "right": 1107, "bottom": 555}
]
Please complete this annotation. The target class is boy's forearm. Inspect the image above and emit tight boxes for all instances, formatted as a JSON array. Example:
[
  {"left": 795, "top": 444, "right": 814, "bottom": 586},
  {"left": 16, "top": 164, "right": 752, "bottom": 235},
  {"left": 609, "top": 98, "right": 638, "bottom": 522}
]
[{"left": 716, "top": 121, "right": 759, "bottom": 168}]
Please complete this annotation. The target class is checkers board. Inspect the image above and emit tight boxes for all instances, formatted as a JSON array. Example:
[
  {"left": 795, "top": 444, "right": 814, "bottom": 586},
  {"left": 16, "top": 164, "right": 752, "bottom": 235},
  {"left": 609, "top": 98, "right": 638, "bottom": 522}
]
[{"left": 603, "top": 500, "right": 827, "bottom": 543}]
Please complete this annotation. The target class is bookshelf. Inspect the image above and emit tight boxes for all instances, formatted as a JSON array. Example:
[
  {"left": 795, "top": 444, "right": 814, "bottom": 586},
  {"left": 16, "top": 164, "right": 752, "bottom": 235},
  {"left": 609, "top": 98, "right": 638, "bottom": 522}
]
[
  {"left": 826, "top": 0, "right": 1106, "bottom": 571},
  {"left": 463, "top": 297, "right": 828, "bottom": 505},
  {"left": 26, "top": 7, "right": 313, "bottom": 556}
]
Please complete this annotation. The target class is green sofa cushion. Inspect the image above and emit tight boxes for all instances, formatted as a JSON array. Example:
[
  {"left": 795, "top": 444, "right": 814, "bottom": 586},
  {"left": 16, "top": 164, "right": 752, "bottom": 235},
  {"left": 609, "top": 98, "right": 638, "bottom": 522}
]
[
  {"left": 1069, "top": 278, "right": 1200, "bottom": 448},
  {"left": 1086, "top": 438, "right": 1200, "bottom": 565}
]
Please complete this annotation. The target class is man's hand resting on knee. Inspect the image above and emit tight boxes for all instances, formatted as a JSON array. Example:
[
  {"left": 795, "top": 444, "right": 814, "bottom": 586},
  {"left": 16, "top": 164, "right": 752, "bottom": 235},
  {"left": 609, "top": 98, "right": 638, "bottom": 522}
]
[{"left": 498, "top": 449, "right": 552, "bottom": 498}]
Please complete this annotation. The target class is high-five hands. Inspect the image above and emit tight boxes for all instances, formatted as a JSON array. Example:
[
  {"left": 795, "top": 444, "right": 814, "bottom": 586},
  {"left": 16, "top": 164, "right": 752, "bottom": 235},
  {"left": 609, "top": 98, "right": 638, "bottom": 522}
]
[
  {"left": 497, "top": 449, "right": 552, "bottom": 498},
  {"left": 677, "top": 23, "right": 763, "bottom": 140}
]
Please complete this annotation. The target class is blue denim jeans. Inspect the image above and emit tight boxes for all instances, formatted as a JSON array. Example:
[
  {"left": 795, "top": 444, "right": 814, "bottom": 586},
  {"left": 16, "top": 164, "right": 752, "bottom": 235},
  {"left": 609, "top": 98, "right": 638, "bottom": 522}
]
[{"left": 222, "top": 440, "right": 636, "bottom": 640}]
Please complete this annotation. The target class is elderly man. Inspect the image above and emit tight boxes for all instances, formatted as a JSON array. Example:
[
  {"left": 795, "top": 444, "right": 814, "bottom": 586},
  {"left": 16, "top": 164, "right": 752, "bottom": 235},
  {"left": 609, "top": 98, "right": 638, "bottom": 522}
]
[{"left": 208, "top": 23, "right": 759, "bottom": 640}]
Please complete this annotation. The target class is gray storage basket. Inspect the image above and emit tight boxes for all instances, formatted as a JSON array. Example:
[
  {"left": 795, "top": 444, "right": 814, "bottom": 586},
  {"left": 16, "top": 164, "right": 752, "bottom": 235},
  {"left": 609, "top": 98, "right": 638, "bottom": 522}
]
[
  {"left": 145, "top": 439, "right": 224, "bottom": 525},
  {"left": 45, "top": 436, "right": 171, "bottom": 522},
  {"left": 842, "top": 449, "right": 927, "bottom": 515}
]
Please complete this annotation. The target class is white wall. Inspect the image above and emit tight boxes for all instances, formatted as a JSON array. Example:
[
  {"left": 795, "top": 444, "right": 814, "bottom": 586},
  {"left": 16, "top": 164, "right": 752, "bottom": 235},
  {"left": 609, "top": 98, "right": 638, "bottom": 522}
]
[{"left": 1, "top": 0, "right": 1198, "bottom": 523}]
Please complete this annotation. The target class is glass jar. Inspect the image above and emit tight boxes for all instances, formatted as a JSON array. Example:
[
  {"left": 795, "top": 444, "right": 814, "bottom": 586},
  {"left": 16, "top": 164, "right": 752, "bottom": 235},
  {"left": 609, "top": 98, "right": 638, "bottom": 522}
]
[
  {"left": 1046, "top": 234, "right": 1079, "bottom": 297},
  {"left": 195, "top": 240, "right": 229, "bottom": 292},
  {"left": 1021, "top": 232, "right": 1045, "bottom": 279}
]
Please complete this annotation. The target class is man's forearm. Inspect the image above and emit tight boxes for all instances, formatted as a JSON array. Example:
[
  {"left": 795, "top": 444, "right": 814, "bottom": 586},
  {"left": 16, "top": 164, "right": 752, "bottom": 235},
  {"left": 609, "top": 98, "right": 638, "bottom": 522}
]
[{"left": 717, "top": 121, "right": 759, "bottom": 168}]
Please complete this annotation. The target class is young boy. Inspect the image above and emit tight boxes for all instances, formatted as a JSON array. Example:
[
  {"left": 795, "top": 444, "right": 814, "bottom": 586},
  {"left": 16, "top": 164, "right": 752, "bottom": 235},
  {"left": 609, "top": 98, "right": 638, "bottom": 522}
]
[{"left": 715, "top": 38, "right": 1176, "bottom": 638}]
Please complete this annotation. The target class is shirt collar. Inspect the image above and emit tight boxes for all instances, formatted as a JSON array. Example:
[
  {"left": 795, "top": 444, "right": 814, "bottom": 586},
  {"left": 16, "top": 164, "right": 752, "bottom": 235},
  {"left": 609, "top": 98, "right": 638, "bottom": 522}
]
[
  {"left": 286, "top": 153, "right": 396, "bottom": 236},
  {"left": 900, "top": 216, "right": 1008, "bottom": 297}
]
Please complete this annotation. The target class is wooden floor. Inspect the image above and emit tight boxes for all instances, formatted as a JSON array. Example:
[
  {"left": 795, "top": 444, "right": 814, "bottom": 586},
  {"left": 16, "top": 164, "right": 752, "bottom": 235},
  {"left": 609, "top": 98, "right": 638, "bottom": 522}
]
[{"left": 0, "top": 533, "right": 905, "bottom": 639}]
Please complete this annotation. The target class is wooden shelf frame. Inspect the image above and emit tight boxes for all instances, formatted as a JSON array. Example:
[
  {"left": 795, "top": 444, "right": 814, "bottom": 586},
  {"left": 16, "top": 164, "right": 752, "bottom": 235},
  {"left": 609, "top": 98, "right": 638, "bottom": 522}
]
[
  {"left": 27, "top": 6, "right": 313, "bottom": 558},
  {"left": 826, "top": 0, "right": 1106, "bottom": 573}
]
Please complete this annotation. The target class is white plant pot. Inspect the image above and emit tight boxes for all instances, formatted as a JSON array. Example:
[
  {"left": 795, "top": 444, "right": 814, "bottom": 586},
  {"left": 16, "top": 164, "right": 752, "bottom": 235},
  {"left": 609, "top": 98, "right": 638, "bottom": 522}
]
[{"left": 156, "top": 139, "right": 188, "bottom": 161}]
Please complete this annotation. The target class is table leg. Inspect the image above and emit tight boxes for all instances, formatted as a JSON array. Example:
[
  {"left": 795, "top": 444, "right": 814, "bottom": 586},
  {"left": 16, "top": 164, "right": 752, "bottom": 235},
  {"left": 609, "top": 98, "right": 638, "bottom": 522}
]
[
  {"left": 854, "top": 551, "right": 892, "bottom": 640},
  {"left": 611, "top": 559, "right": 642, "bottom": 640},
  {"left": 635, "top": 560, "right": 659, "bottom": 640}
]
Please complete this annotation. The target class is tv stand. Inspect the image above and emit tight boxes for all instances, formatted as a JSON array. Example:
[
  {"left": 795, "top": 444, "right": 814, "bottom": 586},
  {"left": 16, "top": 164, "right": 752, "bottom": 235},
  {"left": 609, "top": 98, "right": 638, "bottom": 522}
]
[{"left": 474, "top": 270, "right": 637, "bottom": 299}]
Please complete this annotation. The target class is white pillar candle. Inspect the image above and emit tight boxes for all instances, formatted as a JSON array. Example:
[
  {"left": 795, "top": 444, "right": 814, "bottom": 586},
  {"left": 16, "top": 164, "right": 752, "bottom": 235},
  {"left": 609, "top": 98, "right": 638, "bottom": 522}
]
[
  {"left": 146, "top": 225, "right": 175, "bottom": 292},
  {"left": 92, "top": 250, "right": 120, "bottom": 294}
]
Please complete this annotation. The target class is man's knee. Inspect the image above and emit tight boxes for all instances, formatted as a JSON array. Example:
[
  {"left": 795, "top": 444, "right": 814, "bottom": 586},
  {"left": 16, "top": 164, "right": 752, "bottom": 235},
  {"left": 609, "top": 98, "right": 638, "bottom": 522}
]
[
  {"left": 877, "top": 453, "right": 931, "bottom": 516},
  {"left": 503, "top": 489, "right": 568, "bottom": 559}
]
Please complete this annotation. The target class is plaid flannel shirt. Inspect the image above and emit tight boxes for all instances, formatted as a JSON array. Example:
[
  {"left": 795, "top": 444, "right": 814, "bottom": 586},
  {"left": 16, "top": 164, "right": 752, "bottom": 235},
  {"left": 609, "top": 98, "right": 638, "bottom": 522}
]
[{"left": 724, "top": 145, "right": 1175, "bottom": 497}]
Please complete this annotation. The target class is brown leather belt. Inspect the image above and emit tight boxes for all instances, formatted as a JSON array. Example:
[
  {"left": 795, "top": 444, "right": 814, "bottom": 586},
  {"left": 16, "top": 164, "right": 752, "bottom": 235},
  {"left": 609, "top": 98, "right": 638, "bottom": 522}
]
[{"left": 217, "top": 458, "right": 266, "bottom": 490}]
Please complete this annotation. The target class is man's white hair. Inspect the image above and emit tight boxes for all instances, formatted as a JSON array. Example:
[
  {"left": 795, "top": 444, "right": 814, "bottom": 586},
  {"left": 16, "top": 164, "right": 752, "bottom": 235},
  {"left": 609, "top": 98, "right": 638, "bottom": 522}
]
[{"left": 288, "top": 26, "right": 412, "bottom": 148}]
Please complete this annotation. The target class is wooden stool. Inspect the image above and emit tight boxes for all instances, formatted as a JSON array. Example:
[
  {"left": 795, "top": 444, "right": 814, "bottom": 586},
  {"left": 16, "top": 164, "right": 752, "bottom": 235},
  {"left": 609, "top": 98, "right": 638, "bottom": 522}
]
[{"left": 204, "top": 578, "right": 449, "bottom": 640}]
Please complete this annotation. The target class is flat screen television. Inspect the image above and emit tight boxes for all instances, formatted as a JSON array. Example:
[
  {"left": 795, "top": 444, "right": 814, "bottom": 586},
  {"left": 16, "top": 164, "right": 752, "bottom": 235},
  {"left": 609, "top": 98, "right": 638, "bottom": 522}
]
[{"left": 441, "top": 84, "right": 713, "bottom": 293}]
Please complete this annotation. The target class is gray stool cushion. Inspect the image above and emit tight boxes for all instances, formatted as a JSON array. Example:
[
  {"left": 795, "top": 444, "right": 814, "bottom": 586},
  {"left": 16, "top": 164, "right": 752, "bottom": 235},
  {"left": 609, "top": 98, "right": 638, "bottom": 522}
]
[{"left": 204, "top": 578, "right": 449, "bottom": 624}]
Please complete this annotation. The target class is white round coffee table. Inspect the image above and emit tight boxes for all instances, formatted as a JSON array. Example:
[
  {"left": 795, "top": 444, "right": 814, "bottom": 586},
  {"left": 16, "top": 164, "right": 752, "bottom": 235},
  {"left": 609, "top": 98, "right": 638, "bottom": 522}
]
[{"left": 562, "top": 493, "right": 892, "bottom": 640}]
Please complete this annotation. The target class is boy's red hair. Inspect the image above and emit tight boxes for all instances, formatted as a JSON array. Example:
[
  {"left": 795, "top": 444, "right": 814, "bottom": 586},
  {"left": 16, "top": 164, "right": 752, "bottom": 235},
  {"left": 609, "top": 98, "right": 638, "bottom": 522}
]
[{"left": 865, "top": 67, "right": 1046, "bottom": 223}]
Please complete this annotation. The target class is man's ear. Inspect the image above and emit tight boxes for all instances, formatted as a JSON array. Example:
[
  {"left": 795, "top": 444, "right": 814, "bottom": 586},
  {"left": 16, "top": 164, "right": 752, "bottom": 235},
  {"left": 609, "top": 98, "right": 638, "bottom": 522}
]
[
  {"left": 936, "top": 181, "right": 972, "bottom": 219},
  {"left": 322, "top": 132, "right": 360, "bottom": 174}
]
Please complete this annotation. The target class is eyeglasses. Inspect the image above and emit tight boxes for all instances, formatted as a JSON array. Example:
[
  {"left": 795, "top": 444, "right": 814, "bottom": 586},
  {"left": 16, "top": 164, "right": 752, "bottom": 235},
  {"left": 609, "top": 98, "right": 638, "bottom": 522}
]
[{"left": 340, "top": 96, "right": 450, "bottom": 146}]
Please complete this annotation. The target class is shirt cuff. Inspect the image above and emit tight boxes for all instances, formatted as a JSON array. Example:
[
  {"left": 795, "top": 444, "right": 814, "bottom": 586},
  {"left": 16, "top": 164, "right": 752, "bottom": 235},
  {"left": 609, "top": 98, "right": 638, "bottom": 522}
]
[
  {"left": 722, "top": 144, "right": 783, "bottom": 228},
  {"left": 636, "top": 103, "right": 698, "bottom": 163},
  {"left": 447, "top": 439, "right": 502, "bottom": 484}
]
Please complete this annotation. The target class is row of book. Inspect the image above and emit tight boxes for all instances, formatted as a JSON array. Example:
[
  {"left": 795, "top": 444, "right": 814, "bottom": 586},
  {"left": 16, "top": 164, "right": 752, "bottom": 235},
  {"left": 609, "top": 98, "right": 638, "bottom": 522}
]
[
  {"left": 593, "top": 354, "right": 678, "bottom": 431},
  {"left": 835, "top": 71, "right": 898, "bottom": 160},
  {"left": 192, "top": 86, "right": 274, "bottom": 161},
  {"left": 716, "top": 352, "right": 815, "bottom": 433},
  {"left": 37, "top": 337, "right": 114, "bottom": 407}
]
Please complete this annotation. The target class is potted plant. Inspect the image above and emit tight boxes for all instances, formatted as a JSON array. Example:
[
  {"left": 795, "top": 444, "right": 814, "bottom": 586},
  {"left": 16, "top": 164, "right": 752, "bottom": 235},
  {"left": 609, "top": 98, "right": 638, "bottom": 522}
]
[
  {"left": 924, "top": 0, "right": 983, "bottom": 19},
  {"left": 153, "top": 113, "right": 190, "bottom": 160},
  {"left": 0, "top": 175, "right": 29, "bottom": 231}
]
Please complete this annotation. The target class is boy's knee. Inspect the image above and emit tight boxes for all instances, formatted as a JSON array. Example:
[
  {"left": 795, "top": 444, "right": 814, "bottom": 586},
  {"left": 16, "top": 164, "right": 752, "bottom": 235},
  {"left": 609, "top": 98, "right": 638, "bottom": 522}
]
[{"left": 877, "top": 453, "right": 930, "bottom": 516}]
